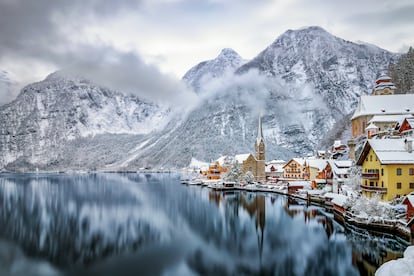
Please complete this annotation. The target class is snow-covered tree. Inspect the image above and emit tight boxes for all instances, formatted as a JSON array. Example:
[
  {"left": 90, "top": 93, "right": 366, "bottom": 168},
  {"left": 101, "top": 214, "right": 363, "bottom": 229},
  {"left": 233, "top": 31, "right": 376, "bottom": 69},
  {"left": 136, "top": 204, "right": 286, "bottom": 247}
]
[
  {"left": 389, "top": 46, "right": 414, "bottom": 93},
  {"left": 244, "top": 171, "right": 255, "bottom": 184},
  {"left": 344, "top": 166, "right": 361, "bottom": 192},
  {"left": 224, "top": 161, "right": 243, "bottom": 183},
  {"left": 344, "top": 193, "right": 397, "bottom": 221}
]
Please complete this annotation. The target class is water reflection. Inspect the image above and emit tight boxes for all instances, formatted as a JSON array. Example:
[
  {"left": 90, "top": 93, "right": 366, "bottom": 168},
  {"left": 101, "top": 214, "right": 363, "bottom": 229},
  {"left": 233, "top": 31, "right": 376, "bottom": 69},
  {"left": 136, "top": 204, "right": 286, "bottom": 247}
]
[{"left": 0, "top": 173, "right": 407, "bottom": 275}]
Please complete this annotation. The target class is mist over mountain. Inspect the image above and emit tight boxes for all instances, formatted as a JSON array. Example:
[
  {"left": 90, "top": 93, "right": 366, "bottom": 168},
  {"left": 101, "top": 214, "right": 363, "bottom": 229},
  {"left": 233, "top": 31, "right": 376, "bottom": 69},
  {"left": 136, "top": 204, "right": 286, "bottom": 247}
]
[
  {"left": 0, "top": 69, "right": 18, "bottom": 106},
  {"left": 183, "top": 48, "right": 245, "bottom": 94},
  {"left": 122, "top": 26, "right": 398, "bottom": 169},
  {"left": 0, "top": 26, "right": 401, "bottom": 171}
]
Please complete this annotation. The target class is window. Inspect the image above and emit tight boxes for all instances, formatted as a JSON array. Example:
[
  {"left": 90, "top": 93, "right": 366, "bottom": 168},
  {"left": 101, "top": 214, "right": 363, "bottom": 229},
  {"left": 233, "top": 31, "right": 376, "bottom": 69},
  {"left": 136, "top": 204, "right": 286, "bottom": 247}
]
[
  {"left": 370, "top": 155, "right": 372, "bottom": 162},
  {"left": 375, "top": 182, "right": 378, "bottom": 187},
  {"left": 397, "top": 182, "right": 402, "bottom": 189},
  {"left": 410, "top": 183, "right": 414, "bottom": 189},
  {"left": 381, "top": 168, "right": 384, "bottom": 176},
  {"left": 410, "top": 168, "right": 414, "bottom": 175},
  {"left": 365, "top": 180, "right": 367, "bottom": 185},
  {"left": 370, "top": 181, "right": 374, "bottom": 186},
  {"left": 381, "top": 181, "right": 384, "bottom": 187},
  {"left": 396, "top": 168, "right": 402, "bottom": 175}
]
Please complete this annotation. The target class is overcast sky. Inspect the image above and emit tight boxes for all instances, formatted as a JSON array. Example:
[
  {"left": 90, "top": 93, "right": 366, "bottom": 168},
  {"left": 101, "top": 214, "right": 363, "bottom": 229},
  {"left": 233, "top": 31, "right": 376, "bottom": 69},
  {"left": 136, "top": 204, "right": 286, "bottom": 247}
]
[{"left": 0, "top": 0, "right": 413, "bottom": 104}]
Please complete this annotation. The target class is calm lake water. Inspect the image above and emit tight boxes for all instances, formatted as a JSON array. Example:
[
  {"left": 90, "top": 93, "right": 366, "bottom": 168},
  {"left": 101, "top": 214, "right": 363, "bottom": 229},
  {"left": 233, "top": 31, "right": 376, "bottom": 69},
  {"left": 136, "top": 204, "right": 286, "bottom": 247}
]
[{"left": 0, "top": 173, "right": 408, "bottom": 275}]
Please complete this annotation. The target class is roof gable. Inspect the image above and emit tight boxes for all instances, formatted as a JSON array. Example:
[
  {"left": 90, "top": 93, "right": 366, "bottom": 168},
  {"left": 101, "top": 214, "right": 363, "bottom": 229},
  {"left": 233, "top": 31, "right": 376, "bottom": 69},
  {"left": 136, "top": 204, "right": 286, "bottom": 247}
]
[
  {"left": 283, "top": 158, "right": 305, "bottom": 169},
  {"left": 358, "top": 139, "right": 414, "bottom": 165}
]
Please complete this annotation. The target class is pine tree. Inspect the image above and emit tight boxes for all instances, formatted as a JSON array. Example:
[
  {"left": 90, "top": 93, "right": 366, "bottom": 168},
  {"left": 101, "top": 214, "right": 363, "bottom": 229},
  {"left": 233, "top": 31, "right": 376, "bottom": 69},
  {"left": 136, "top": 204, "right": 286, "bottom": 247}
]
[
  {"left": 244, "top": 171, "right": 255, "bottom": 184},
  {"left": 224, "top": 161, "right": 243, "bottom": 183},
  {"left": 389, "top": 47, "right": 414, "bottom": 93}
]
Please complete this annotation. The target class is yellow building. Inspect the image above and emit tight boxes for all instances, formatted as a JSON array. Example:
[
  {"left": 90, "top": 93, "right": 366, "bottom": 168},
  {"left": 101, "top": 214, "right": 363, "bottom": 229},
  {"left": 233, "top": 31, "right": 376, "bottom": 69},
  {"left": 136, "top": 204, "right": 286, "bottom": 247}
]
[
  {"left": 356, "top": 138, "right": 414, "bottom": 201},
  {"left": 283, "top": 158, "right": 306, "bottom": 179}
]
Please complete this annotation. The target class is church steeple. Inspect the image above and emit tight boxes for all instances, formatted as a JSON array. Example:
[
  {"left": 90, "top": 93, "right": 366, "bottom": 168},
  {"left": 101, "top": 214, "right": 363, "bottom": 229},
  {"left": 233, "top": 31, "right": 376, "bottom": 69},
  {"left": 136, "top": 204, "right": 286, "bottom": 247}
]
[{"left": 255, "top": 115, "right": 265, "bottom": 162}]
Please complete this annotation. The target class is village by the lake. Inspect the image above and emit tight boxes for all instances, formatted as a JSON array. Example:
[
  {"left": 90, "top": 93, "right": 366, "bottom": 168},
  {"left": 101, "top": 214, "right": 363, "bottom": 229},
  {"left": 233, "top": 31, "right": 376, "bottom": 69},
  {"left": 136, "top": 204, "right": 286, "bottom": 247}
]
[{"left": 177, "top": 75, "right": 414, "bottom": 275}]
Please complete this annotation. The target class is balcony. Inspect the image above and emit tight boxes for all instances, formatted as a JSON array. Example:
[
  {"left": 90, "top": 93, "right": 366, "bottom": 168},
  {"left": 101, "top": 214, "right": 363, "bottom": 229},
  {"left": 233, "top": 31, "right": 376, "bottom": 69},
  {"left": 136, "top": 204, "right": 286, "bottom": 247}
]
[
  {"left": 361, "top": 172, "right": 379, "bottom": 180},
  {"left": 360, "top": 184, "right": 387, "bottom": 193}
]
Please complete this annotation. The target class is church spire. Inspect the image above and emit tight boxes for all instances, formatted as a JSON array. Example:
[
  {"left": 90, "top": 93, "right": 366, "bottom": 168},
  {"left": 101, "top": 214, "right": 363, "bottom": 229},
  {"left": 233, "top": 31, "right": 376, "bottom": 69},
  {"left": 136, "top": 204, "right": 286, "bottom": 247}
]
[
  {"left": 256, "top": 114, "right": 264, "bottom": 146},
  {"left": 255, "top": 114, "right": 265, "bottom": 162}
]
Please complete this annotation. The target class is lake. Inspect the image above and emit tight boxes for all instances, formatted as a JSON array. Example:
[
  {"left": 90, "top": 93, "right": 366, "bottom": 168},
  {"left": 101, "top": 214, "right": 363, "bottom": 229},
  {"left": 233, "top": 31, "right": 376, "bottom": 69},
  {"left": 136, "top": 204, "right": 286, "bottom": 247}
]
[{"left": 0, "top": 173, "right": 408, "bottom": 275}]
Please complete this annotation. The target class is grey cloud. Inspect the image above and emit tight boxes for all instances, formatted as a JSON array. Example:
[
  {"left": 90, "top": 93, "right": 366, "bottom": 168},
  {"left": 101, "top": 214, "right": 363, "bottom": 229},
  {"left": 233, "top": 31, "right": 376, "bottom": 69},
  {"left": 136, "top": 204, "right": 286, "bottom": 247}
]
[
  {"left": 0, "top": 0, "right": 199, "bottom": 108},
  {"left": 345, "top": 4, "right": 414, "bottom": 28}
]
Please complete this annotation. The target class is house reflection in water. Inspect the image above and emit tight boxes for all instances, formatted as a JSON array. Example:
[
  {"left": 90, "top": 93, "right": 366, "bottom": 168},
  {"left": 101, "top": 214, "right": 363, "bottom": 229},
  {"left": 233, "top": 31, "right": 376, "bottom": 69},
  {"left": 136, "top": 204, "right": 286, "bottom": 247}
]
[
  {"left": 284, "top": 197, "right": 334, "bottom": 238},
  {"left": 208, "top": 191, "right": 334, "bottom": 259}
]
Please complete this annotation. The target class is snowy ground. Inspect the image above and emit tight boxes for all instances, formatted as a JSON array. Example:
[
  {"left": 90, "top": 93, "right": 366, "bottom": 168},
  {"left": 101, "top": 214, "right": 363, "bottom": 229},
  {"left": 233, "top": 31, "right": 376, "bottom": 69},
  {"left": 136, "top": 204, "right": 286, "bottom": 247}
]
[{"left": 376, "top": 245, "right": 414, "bottom": 276}]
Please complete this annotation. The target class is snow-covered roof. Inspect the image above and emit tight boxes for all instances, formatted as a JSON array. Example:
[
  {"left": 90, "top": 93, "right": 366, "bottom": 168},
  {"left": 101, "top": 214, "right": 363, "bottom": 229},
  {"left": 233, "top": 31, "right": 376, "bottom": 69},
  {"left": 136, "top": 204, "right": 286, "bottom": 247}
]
[
  {"left": 267, "top": 159, "right": 286, "bottom": 165},
  {"left": 365, "top": 122, "right": 378, "bottom": 130},
  {"left": 292, "top": 158, "right": 306, "bottom": 166},
  {"left": 334, "top": 160, "right": 353, "bottom": 168},
  {"left": 333, "top": 140, "right": 344, "bottom": 148},
  {"left": 327, "top": 160, "right": 351, "bottom": 176},
  {"left": 351, "top": 94, "right": 414, "bottom": 120},
  {"left": 283, "top": 158, "right": 306, "bottom": 169},
  {"left": 368, "top": 114, "right": 410, "bottom": 124},
  {"left": 265, "top": 164, "right": 284, "bottom": 173},
  {"left": 306, "top": 159, "right": 327, "bottom": 171},
  {"left": 235, "top": 154, "right": 253, "bottom": 163},
  {"left": 403, "top": 194, "right": 414, "bottom": 207},
  {"left": 376, "top": 75, "right": 392, "bottom": 82},
  {"left": 358, "top": 138, "right": 414, "bottom": 165},
  {"left": 402, "top": 117, "right": 414, "bottom": 129},
  {"left": 324, "top": 193, "right": 348, "bottom": 207},
  {"left": 215, "top": 155, "right": 233, "bottom": 166},
  {"left": 189, "top": 158, "right": 209, "bottom": 169},
  {"left": 288, "top": 181, "right": 310, "bottom": 187},
  {"left": 374, "top": 81, "right": 396, "bottom": 91}
]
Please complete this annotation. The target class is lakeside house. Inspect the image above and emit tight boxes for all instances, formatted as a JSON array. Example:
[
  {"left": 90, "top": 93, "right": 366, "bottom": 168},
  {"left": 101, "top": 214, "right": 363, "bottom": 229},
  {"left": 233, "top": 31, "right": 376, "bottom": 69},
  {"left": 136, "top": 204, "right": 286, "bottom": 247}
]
[
  {"left": 356, "top": 138, "right": 414, "bottom": 201},
  {"left": 266, "top": 159, "right": 286, "bottom": 183},
  {"left": 283, "top": 158, "right": 306, "bottom": 179},
  {"left": 402, "top": 194, "right": 414, "bottom": 222}
]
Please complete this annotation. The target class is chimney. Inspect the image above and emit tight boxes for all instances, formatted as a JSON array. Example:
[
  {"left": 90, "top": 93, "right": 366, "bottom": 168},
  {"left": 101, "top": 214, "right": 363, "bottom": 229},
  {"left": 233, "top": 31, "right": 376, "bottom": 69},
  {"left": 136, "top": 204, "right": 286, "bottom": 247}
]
[{"left": 405, "top": 139, "right": 413, "bottom": 153}]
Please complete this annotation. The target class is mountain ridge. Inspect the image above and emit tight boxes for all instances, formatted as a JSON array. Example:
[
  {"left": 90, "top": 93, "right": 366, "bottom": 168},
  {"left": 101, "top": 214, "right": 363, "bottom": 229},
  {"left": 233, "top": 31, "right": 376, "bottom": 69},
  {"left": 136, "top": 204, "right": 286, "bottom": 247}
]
[{"left": 0, "top": 26, "right": 402, "bottom": 170}]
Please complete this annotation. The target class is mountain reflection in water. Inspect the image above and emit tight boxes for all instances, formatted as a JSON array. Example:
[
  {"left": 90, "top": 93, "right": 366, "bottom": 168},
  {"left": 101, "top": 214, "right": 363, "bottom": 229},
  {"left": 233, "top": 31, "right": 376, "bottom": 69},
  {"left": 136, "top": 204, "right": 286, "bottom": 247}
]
[{"left": 0, "top": 173, "right": 407, "bottom": 275}]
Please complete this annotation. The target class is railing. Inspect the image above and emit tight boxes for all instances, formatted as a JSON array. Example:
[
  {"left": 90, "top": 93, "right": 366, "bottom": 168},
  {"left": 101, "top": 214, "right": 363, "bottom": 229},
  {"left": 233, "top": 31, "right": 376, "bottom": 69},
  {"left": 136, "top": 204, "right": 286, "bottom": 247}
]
[
  {"left": 361, "top": 172, "right": 379, "bottom": 179},
  {"left": 360, "top": 184, "right": 387, "bottom": 193}
]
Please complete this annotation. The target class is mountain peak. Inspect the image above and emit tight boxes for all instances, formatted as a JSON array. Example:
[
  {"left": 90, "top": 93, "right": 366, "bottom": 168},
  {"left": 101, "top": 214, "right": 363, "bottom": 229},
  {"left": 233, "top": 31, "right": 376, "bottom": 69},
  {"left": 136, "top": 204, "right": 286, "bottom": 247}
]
[
  {"left": 44, "top": 70, "right": 90, "bottom": 83},
  {"left": 182, "top": 48, "right": 244, "bottom": 93},
  {"left": 217, "top": 48, "right": 242, "bottom": 60}
]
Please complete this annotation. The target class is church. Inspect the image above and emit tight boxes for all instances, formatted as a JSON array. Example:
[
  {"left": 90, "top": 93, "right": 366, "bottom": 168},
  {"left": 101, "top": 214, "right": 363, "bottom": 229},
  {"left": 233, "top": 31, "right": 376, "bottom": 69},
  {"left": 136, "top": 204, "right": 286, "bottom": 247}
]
[{"left": 235, "top": 116, "right": 266, "bottom": 182}]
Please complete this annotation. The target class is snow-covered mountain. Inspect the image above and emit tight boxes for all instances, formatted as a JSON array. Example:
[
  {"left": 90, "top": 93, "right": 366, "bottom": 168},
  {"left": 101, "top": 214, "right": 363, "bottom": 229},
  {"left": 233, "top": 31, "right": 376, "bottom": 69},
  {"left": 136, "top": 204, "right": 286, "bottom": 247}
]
[
  {"left": 0, "top": 26, "right": 401, "bottom": 170},
  {"left": 0, "top": 71, "right": 170, "bottom": 170},
  {"left": 182, "top": 48, "right": 245, "bottom": 93},
  {"left": 120, "top": 26, "right": 399, "bottom": 168},
  {"left": 237, "top": 26, "right": 397, "bottom": 115}
]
